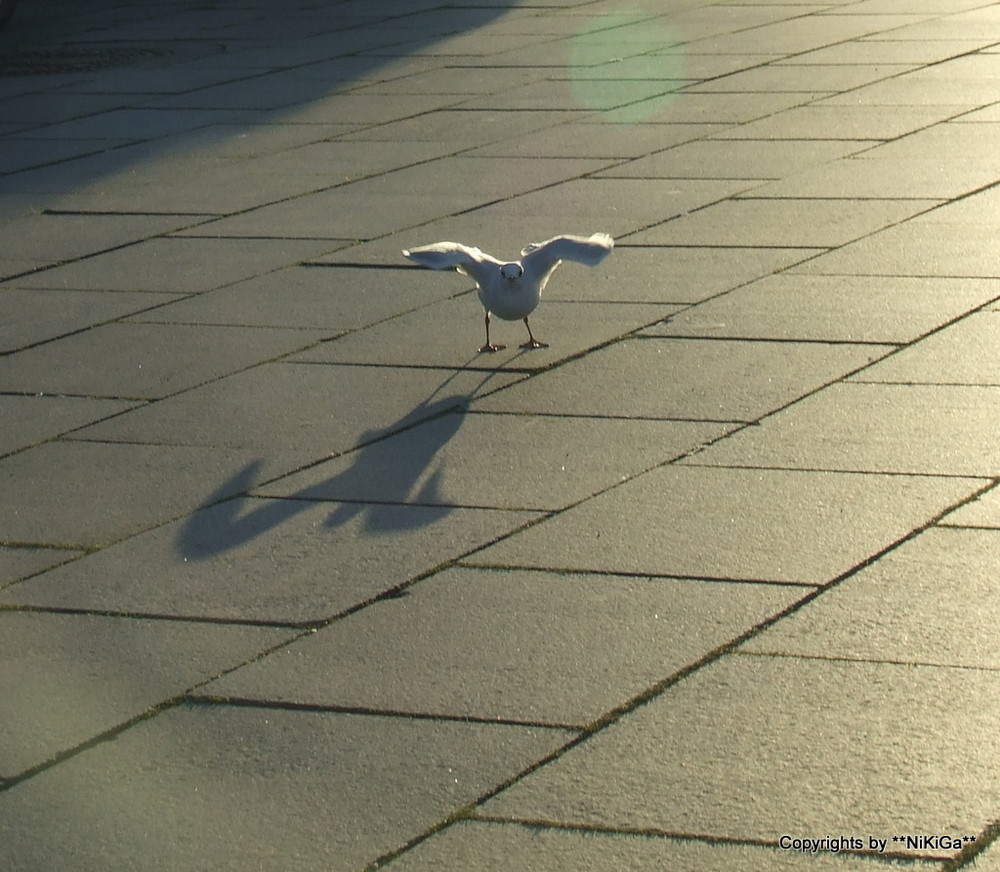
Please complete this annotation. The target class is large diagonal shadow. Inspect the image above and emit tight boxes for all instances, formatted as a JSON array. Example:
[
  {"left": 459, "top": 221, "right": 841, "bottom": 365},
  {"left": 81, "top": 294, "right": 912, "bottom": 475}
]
[
  {"left": 178, "top": 368, "right": 499, "bottom": 558},
  {"left": 0, "top": 0, "right": 513, "bottom": 201}
]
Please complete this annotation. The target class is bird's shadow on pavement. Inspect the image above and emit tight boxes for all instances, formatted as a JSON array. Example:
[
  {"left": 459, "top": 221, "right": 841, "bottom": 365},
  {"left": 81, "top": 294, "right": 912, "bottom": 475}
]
[{"left": 177, "top": 369, "right": 499, "bottom": 560}]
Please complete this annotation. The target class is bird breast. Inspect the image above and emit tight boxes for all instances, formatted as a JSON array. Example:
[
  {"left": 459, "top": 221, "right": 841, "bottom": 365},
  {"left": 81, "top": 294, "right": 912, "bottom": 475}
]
[{"left": 478, "top": 277, "right": 541, "bottom": 321}]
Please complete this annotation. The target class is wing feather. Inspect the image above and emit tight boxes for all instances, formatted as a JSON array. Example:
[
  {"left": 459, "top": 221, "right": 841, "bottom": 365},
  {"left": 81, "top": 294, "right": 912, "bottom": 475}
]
[
  {"left": 520, "top": 233, "right": 613, "bottom": 283},
  {"left": 402, "top": 241, "right": 501, "bottom": 286}
]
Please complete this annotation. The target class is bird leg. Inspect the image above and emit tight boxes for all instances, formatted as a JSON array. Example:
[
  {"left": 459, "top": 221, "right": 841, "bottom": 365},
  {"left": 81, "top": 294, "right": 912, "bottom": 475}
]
[
  {"left": 519, "top": 317, "right": 549, "bottom": 349},
  {"left": 478, "top": 311, "right": 506, "bottom": 353}
]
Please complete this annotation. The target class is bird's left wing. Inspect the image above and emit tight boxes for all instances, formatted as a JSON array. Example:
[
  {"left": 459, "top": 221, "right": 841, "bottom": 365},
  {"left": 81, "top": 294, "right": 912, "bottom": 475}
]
[
  {"left": 402, "top": 241, "right": 502, "bottom": 286},
  {"left": 520, "top": 233, "right": 614, "bottom": 282}
]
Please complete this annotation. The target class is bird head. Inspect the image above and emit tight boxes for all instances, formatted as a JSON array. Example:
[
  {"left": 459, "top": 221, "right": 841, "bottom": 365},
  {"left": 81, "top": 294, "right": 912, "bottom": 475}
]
[{"left": 500, "top": 262, "right": 523, "bottom": 281}]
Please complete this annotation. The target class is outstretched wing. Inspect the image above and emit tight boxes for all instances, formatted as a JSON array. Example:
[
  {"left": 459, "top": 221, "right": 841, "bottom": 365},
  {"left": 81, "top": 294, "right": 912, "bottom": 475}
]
[
  {"left": 402, "top": 241, "right": 502, "bottom": 287},
  {"left": 520, "top": 233, "right": 614, "bottom": 284}
]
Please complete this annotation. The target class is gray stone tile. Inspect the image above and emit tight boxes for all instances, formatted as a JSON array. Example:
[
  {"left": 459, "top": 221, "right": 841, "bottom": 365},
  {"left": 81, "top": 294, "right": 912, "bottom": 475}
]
[
  {"left": 16, "top": 107, "right": 246, "bottom": 142},
  {"left": 817, "top": 67, "right": 1000, "bottom": 107},
  {"left": 480, "top": 654, "right": 1000, "bottom": 857},
  {"left": 463, "top": 178, "right": 753, "bottom": 240},
  {"left": 794, "top": 221, "right": 1000, "bottom": 278},
  {"left": 0, "top": 323, "right": 326, "bottom": 400},
  {"left": 685, "top": 14, "right": 932, "bottom": 56},
  {"left": 746, "top": 157, "right": 1000, "bottom": 199},
  {"left": 743, "top": 527, "right": 1000, "bottom": 669},
  {"left": 940, "top": 483, "right": 1000, "bottom": 529},
  {"left": 0, "top": 441, "right": 309, "bottom": 548},
  {"left": 686, "top": 64, "right": 912, "bottom": 94},
  {"left": 0, "top": 546, "right": 81, "bottom": 588},
  {"left": 14, "top": 238, "right": 330, "bottom": 294},
  {"left": 0, "top": 136, "right": 137, "bottom": 175},
  {"left": 472, "top": 337, "right": 890, "bottom": 421},
  {"left": 571, "top": 245, "right": 822, "bottom": 305},
  {"left": 689, "top": 383, "right": 1000, "bottom": 476},
  {"left": 0, "top": 213, "right": 193, "bottom": 265},
  {"left": 911, "top": 183, "right": 1000, "bottom": 225},
  {"left": 775, "top": 38, "right": 980, "bottom": 66},
  {"left": 73, "top": 363, "right": 520, "bottom": 451},
  {"left": 0, "top": 704, "right": 571, "bottom": 871},
  {"left": 204, "top": 567, "right": 803, "bottom": 727},
  {"left": 0, "top": 394, "right": 134, "bottom": 457},
  {"left": 713, "top": 104, "right": 963, "bottom": 140},
  {"left": 596, "top": 139, "right": 872, "bottom": 181},
  {"left": 0, "top": 612, "right": 292, "bottom": 778},
  {"left": 467, "top": 122, "right": 726, "bottom": 159},
  {"left": 334, "top": 108, "right": 574, "bottom": 147},
  {"left": 647, "top": 275, "right": 1000, "bottom": 343},
  {"left": 599, "top": 91, "right": 810, "bottom": 125},
  {"left": 257, "top": 414, "right": 729, "bottom": 511},
  {"left": 0, "top": 498, "right": 538, "bottom": 624},
  {"left": 845, "top": 121, "right": 1000, "bottom": 161},
  {"left": 466, "top": 465, "right": 977, "bottom": 585},
  {"left": 49, "top": 161, "right": 332, "bottom": 215},
  {"left": 0, "top": 288, "right": 179, "bottom": 353},
  {"left": 455, "top": 79, "right": 683, "bottom": 113},
  {"left": 969, "top": 840, "right": 1000, "bottom": 872},
  {"left": 391, "top": 821, "right": 929, "bottom": 871},
  {"left": 130, "top": 264, "right": 457, "bottom": 330},
  {"left": 291, "top": 301, "right": 669, "bottom": 371},
  {"left": 627, "top": 198, "right": 939, "bottom": 248},
  {"left": 852, "top": 310, "right": 1000, "bottom": 385}
]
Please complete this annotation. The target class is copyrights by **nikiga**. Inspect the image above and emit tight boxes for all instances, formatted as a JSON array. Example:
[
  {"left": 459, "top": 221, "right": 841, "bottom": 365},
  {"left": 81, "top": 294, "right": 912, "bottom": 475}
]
[{"left": 779, "top": 834, "right": 977, "bottom": 854}]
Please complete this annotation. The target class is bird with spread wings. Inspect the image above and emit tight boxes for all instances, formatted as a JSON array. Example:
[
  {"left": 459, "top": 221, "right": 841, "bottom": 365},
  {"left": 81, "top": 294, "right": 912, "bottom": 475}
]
[{"left": 403, "top": 232, "right": 614, "bottom": 352}]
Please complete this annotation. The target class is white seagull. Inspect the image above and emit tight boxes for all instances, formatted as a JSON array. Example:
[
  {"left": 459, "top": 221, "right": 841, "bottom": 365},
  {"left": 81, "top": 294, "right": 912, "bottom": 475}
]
[{"left": 403, "top": 232, "right": 614, "bottom": 352}]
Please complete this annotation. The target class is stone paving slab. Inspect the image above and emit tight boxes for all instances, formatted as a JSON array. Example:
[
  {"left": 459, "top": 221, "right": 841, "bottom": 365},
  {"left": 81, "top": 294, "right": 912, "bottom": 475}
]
[
  {"left": 742, "top": 527, "right": 1000, "bottom": 670},
  {"left": 256, "top": 414, "right": 728, "bottom": 512},
  {"left": 0, "top": 288, "right": 180, "bottom": 353},
  {"left": 466, "top": 121, "right": 726, "bottom": 159},
  {"left": 0, "top": 321, "right": 327, "bottom": 400},
  {"left": 0, "top": 440, "right": 313, "bottom": 548},
  {"left": 471, "top": 336, "right": 891, "bottom": 422},
  {"left": 0, "top": 546, "right": 81, "bottom": 589},
  {"left": 0, "top": 497, "right": 537, "bottom": 625},
  {"left": 595, "top": 139, "right": 872, "bottom": 181},
  {"left": 851, "top": 309, "right": 1000, "bottom": 385},
  {"left": 466, "top": 465, "right": 982, "bottom": 585},
  {"left": 626, "top": 197, "right": 939, "bottom": 248},
  {"left": 72, "top": 362, "right": 520, "bottom": 451},
  {"left": 0, "top": 703, "right": 572, "bottom": 871},
  {"left": 480, "top": 654, "right": 1000, "bottom": 859},
  {"left": 391, "top": 821, "right": 931, "bottom": 871},
  {"left": 688, "top": 383, "right": 1000, "bottom": 476},
  {"left": 0, "top": 611, "right": 293, "bottom": 778},
  {"left": 646, "top": 275, "right": 1000, "bottom": 344},
  {"left": 203, "top": 567, "right": 802, "bottom": 727},
  {"left": 0, "top": 394, "right": 134, "bottom": 456},
  {"left": 450, "top": 177, "right": 753, "bottom": 240},
  {"left": 0, "top": 213, "right": 194, "bottom": 275},
  {"left": 10, "top": 237, "right": 332, "bottom": 294},
  {"left": 129, "top": 264, "right": 457, "bottom": 331},
  {"left": 941, "top": 483, "right": 1000, "bottom": 529},
  {"left": 794, "top": 221, "right": 1000, "bottom": 278},
  {"left": 744, "top": 156, "right": 1000, "bottom": 200},
  {"left": 712, "top": 103, "right": 964, "bottom": 141},
  {"left": 290, "top": 300, "right": 669, "bottom": 371}
]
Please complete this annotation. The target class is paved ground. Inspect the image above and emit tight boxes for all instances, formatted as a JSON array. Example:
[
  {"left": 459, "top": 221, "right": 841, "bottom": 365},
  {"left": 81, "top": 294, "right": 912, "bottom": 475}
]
[{"left": 3, "top": 0, "right": 1000, "bottom": 868}]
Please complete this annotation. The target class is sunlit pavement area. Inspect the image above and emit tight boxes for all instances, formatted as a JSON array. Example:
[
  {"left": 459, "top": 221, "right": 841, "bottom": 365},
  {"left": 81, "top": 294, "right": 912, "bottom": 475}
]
[{"left": 3, "top": 0, "right": 1000, "bottom": 868}]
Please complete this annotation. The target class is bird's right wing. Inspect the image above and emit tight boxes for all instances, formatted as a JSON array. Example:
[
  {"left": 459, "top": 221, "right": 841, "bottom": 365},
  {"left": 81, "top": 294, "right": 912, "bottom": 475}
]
[
  {"left": 520, "top": 233, "right": 614, "bottom": 283},
  {"left": 402, "top": 241, "right": 502, "bottom": 286}
]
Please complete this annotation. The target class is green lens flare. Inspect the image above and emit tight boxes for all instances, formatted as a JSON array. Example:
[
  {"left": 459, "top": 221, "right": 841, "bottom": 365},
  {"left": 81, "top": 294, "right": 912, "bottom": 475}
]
[{"left": 567, "top": 8, "right": 685, "bottom": 124}]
